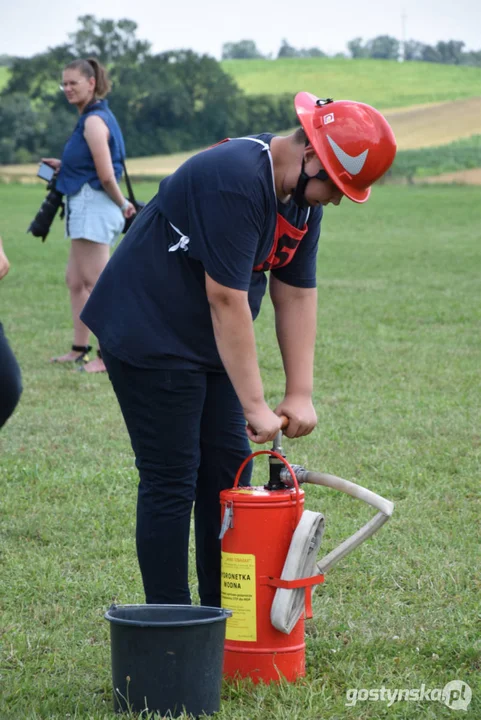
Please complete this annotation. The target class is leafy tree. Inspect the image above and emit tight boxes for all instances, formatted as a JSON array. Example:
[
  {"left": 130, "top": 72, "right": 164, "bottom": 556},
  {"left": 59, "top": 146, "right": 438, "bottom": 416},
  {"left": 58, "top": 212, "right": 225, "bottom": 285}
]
[
  {"left": 277, "top": 39, "right": 298, "bottom": 59},
  {"left": 68, "top": 15, "right": 151, "bottom": 64},
  {"left": 347, "top": 38, "right": 368, "bottom": 58},
  {"left": 459, "top": 50, "right": 481, "bottom": 67},
  {"left": 240, "top": 93, "right": 296, "bottom": 135},
  {"left": 301, "top": 48, "right": 327, "bottom": 58},
  {"left": 0, "top": 93, "right": 43, "bottom": 162},
  {"left": 421, "top": 44, "right": 442, "bottom": 63},
  {"left": 403, "top": 40, "right": 426, "bottom": 61},
  {"left": 221, "top": 40, "right": 264, "bottom": 60},
  {"left": 277, "top": 40, "right": 326, "bottom": 59},
  {"left": 108, "top": 50, "right": 246, "bottom": 154},
  {"left": 435, "top": 40, "right": 465, "bottom": 65},
  {"left": 365, "top": 35, "right": 400, "bottom": 60},
  {"left": 0, "top": 54, "right": 14, "bottom": 67},
  {"left": 4, "top": 45, "right": 76, "bottom": 103}
]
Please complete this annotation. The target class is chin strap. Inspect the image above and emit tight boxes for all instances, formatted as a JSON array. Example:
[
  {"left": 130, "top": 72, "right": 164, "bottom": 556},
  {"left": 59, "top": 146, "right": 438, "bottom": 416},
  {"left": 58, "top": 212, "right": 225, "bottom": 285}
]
[{"left": 292, "top": 157, "right": 330, "bottom": 209}]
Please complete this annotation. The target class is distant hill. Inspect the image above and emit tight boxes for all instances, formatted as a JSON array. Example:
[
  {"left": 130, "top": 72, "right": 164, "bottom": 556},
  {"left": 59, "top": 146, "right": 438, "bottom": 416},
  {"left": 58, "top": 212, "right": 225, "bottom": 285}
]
[
  {"left": 3, "top": 57, "right": 480, "bottom": 109},
  {"left": 2, "top": 58, "right": 481, "bottom": 183},
  {"left": 222, "top": 58, "right": 481, "bottom": 109},
  {"left": 2, "top": 57, "right": 481, "bottom": 109}
]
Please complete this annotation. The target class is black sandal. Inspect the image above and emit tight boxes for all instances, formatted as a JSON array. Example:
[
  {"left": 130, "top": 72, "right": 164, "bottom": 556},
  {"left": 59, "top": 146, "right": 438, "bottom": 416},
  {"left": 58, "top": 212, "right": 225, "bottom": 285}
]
[
  {"left": 71, "top": 344, "right": 92, "bottom": 363},
  {"left": 76, "top": 349, "right": 105, "bottom": 373},
  {"left": 51, "top": 344, "right": 92, "bottom": 364}
]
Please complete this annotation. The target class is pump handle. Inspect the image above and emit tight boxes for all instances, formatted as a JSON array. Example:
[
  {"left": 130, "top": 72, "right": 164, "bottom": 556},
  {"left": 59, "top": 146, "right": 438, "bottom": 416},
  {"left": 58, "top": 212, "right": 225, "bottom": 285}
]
[{"left": 279, "top": 414, "right": 289, "bottom": 430}]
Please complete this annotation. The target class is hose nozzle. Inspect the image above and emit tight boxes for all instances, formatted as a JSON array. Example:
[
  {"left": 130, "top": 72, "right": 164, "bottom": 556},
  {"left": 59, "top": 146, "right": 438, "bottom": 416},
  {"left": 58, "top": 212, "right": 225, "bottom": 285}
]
[{"left": 280, "top": 464, "right": 309, "bottom": 487}]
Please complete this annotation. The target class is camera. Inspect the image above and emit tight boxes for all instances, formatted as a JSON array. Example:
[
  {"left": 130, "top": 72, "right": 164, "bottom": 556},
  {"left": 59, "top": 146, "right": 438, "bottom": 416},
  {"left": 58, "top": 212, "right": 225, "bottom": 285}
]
[{"left": 27, "top": 174, "right": 65, "bottom": 242}]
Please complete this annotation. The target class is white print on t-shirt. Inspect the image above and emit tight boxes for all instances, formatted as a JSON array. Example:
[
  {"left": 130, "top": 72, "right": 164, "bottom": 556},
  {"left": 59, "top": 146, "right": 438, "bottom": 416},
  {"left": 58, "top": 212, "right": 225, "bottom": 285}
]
[
  {"left": 168, "top": 236, "right": 190, "bottom": 252},
  {"left": 167, "top": 137, "right": 274, "bottom": 256},
  {"left": 168, "top": 222, "right": 190, "bottom": 252}
]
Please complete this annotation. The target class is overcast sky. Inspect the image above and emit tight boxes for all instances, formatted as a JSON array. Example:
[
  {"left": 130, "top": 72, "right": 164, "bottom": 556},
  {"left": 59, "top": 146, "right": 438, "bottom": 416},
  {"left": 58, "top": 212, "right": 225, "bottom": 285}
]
[{"left": 2, "top": 0, "right": 481, "bottom": 59}]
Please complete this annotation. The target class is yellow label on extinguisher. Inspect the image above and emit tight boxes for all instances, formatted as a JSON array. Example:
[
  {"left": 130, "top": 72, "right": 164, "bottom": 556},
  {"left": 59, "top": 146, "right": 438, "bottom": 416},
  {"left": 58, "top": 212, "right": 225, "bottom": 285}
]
[{"left": 221, "top": 552, "right": 256, "bottom": 641}]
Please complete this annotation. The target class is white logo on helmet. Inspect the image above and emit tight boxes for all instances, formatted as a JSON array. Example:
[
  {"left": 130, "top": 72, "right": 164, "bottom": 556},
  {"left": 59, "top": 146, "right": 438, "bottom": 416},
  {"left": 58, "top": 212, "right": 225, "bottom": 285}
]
[
  {"left": 326, "top": 135, "right": 369, "bottom": 175},
  {"left": 324, "top": 113, "right": 335, "bottom": 124}
]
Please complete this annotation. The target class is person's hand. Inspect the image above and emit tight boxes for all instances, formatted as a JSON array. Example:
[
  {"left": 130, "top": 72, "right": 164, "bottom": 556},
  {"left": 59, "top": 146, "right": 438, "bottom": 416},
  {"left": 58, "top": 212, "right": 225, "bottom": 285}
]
[
  {"left": 274, "top": 395, "right": 317, "bottom": 438},
  {"left": 122, "top": 201, "right": 136, "bottom": 219},
  {"left": 245, "top": 404, "right": 284, "bottom": 444},
  {"left": 41, "top": 158, "right": 61, "bottom": 171},
  {"left": 0, "top": 236, "right": 10, "bottom": 281}
]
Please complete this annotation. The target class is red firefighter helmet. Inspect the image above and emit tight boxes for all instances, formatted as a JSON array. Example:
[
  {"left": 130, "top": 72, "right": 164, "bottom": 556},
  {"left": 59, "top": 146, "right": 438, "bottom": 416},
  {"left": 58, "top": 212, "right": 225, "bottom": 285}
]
[{"left": 294, "top": 92, "right": 397, "bottom": 203}]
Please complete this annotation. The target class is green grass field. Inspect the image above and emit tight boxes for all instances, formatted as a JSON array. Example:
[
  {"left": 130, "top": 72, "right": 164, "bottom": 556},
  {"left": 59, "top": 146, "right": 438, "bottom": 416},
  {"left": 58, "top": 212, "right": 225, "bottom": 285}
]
[
  {"left": 1, "top": 183, "right": 480, "bottom": 719},
  {"left": 0, "top": 66, "right": 9, "bottom": 91},
  {"left": 223, "top": 58, "right": 481, "bottom": 108}
]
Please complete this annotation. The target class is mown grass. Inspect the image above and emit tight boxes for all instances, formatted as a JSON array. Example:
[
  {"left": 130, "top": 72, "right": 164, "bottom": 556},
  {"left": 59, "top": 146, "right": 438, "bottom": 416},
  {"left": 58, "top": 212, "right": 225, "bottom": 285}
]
[
  {"left": 223, "top": 57, "right": 481, "bottom": 108},
  {"left": 1, "top": 183, "right": 480, "bottom": 719}
]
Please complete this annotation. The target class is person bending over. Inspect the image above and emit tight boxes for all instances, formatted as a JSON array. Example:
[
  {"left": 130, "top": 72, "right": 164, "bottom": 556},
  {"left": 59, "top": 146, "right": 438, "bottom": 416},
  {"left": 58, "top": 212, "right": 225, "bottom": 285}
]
[{"left": 81, "top": 94, "right": 396, "bottom": 606}]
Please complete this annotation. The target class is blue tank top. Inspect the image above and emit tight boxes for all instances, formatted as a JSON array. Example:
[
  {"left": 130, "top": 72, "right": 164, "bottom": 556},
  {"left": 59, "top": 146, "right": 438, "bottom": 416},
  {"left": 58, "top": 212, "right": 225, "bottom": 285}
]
[{"left": 56, "top": 99, "right": 126, "bottom": 196}]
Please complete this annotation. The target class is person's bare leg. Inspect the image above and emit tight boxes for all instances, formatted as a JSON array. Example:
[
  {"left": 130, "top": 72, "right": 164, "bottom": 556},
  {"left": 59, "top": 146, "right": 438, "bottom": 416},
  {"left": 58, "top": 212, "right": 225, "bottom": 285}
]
[
  {"left": 51, "top": 239, "right": 110, "bottom": 365},
  {"left": 51, "top": 242, "right": 90, "bottom": 362},
  {"left": 74, "top": 239, "right": 110, "bottom": 372}
]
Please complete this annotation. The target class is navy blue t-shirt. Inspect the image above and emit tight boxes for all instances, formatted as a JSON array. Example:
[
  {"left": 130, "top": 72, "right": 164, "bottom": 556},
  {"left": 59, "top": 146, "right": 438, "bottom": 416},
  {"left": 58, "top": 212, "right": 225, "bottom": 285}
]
[{"left": 81, "top": 134, "right": 323, "bottom": 370}]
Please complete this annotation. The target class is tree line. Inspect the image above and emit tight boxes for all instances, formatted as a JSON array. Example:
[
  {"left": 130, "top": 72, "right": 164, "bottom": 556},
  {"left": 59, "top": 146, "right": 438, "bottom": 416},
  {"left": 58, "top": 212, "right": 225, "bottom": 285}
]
[
  {"left": 1, "top": 16, "right": 480, "bottom": 165},
  {"left": 222, "top": 36, "right": 481, "bottom": 65}
]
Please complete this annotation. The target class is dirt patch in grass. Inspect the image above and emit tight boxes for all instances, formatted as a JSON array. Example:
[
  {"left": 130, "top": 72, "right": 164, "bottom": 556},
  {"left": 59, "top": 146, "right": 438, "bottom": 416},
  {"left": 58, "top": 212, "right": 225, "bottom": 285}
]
[{"left": 384, "top": 97, "right": 481, "bottom": 150}]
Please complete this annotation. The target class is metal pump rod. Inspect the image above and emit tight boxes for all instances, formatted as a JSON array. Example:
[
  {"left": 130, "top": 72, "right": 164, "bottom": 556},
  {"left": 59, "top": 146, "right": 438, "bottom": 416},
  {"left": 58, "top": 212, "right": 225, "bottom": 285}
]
[
  {"left": 272, "top": 430, "right": 284, "bottom": 456},
  {"left": 265, "top": 417, "right": 289, "bottom": 490}
]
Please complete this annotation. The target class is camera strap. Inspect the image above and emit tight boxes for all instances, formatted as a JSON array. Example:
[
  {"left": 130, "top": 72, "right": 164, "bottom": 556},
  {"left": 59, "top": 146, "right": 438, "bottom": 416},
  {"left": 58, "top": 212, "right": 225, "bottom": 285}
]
[{"left": 121, "top": 159, "right": 138, "bottom": 206}]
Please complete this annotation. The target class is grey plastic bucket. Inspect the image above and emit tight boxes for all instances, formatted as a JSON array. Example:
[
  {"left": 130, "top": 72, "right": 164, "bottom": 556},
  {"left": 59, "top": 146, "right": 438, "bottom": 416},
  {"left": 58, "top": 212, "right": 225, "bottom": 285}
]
[{"left": 105, "top": 604, "right": 232, "bottom": 717}]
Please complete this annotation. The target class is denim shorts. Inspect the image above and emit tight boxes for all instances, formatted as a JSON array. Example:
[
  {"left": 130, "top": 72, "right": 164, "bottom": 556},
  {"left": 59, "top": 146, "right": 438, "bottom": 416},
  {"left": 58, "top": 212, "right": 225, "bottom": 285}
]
[{"left": 66, "top": 183, "right": 124, "bottom": 246}]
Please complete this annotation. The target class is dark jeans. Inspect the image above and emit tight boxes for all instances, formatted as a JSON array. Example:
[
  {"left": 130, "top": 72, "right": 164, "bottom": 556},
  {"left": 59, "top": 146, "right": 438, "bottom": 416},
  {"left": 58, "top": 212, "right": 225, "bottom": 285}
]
[
  {"left": 102, "top": 348, "right": 252, "bottom": 607},
  {"left": 0, "top": 321, "right": 22, "bottom": 429}
]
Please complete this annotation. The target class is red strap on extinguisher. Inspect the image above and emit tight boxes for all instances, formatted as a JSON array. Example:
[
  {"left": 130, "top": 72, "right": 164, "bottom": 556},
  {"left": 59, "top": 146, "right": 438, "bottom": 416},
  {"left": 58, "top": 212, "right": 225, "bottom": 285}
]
[{"left": 260, "top": 574, "right": 325, "bottom": 618}]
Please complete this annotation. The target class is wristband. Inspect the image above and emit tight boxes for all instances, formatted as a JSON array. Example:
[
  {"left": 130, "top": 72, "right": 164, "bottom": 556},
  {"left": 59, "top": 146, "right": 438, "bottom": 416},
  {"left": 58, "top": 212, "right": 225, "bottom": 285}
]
[{"left": 120, "top": 199, "right": 129, "bottom": 212}]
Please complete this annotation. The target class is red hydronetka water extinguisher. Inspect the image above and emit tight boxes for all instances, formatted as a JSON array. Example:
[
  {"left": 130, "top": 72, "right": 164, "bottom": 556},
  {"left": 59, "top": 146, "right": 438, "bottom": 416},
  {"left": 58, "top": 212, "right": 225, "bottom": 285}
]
[{"left": 220, "top": 417, "right": 394, "bottom": 684}]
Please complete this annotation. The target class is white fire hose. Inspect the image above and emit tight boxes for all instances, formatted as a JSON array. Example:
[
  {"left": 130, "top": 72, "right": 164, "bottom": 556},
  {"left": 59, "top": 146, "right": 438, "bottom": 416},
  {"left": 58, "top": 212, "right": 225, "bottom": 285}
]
[{"left": 270, "top": 465, "right": 394, "bottom": 634}]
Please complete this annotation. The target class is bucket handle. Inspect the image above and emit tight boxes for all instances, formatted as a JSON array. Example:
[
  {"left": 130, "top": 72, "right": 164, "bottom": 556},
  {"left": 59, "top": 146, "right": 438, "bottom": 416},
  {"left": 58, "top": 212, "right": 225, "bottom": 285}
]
[{"left": 232, "top": 449, "right": 301, "bottom": 507}]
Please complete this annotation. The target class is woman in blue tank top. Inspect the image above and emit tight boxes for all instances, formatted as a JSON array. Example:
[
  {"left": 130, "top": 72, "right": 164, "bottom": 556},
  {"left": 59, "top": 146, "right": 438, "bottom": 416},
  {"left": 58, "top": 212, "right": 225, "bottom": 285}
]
[{"left": 42, "top": 58, "right": 136, "bottom": 373}]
